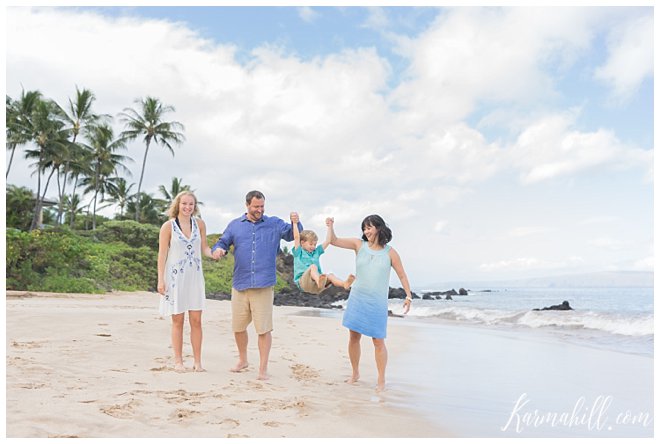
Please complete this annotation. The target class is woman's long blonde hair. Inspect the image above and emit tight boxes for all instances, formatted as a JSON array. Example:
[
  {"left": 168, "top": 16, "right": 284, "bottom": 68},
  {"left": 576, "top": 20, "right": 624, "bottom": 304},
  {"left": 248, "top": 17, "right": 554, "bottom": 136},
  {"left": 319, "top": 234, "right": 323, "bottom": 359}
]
[{"left": 167, "top": 191, "right": 201, "bottom": 218}]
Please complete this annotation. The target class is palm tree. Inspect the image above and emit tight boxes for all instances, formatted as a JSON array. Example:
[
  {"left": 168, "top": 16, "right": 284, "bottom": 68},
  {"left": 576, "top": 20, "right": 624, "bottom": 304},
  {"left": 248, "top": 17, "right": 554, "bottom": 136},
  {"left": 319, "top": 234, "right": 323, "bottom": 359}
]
[
  {"left": 119, "top": 97, "right": 185, "bottom": 221},
  {"left": 106, "top": 177, "right": 135, "bottom": 219},
  {"left": 63, "top": 193, "right": 84, "bottom": 228},
  {"left": 157, "top": 176, "right": 203, "bottom": 214},
  {"left": 56, "top": 87, "right": 106, "bottom": 225},
  {"left": 6, "top": 184, "right": 35, "bottom": 231},
  {"left": 158, "top": 176, "right": 191, "bottom": 202},
  {"left": 79, "top": 124, "right": 130, "bottom": 229},
  {"left": 6, "top": 89, "right": 42, "bottom": 179},
  {"left": 125, "top": 192, "right": 166, "bottom": 225},
  {"left": 24, "top": 98, "right": 71, "bottom": 231}
]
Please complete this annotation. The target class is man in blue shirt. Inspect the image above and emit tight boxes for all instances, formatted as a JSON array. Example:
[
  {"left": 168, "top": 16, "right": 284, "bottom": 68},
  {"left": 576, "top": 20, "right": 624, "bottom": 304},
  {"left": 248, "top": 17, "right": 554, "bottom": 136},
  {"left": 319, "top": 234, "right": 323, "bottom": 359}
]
[{"left": 212, "top": 190, "right": 302, "bottom": 380}]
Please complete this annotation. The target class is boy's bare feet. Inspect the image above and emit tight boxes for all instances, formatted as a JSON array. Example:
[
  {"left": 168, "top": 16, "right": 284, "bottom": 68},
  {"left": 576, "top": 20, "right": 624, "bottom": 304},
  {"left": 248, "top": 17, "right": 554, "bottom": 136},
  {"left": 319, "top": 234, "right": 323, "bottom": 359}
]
[
  {"left": 257, "top": 371, "right": 270, "bottom": 381},
  {"left": 174, "top": 362, "right": 186, "bottom": 373},
  {"left": 230, "top": 361, "right": 249, "bottom": 373},
  {"left": 344, "top": 274, "right": 356, "bottom": 290},
  {"left": 317, "top": 274, "right": 328, "bottom": 289},
  {"left": 193, "top": 364, "right": 206, "bottom": 372},
  {"left": 376, "top": 382, "right": 386, "bottom": 392}
]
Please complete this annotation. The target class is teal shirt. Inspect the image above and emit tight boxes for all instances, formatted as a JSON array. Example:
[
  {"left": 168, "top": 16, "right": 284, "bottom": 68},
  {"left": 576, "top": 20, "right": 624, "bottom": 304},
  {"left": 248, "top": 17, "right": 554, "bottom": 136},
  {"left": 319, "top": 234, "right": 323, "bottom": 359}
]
[{"left": 292, "top": 245, "right": 325, "bottom": 283}]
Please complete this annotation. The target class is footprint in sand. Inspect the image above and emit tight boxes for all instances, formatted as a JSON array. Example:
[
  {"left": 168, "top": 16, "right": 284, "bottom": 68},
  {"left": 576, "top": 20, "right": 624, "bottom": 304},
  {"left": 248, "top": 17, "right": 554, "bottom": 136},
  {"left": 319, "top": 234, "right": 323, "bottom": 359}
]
[
  {"left": 18, "top": 382, "right": 47, "bottom": 389},
  {"left": 290, "top": 364, "right": 320, "bottom": 381},
  {"left": 212, "top": 418, "right": 240, "bottom": 429},
  {"left": 170, "top": 408, "right": 202, "bottom": 420},
  {"left": 263, "top": 421, "right": 295, "bottom": 428},
  {"left": 11, "top": 340, "right": 43, "bottom": 349},
  {"left": 100, "top": 399, "right": 142, "bottom": 419}
]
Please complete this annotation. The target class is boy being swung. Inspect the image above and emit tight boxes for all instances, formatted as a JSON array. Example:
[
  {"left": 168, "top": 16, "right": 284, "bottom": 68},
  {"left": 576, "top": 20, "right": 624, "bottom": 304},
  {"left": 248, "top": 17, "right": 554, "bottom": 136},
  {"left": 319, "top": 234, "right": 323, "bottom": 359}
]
[{"left": 291, "top": 213, "right": 355, "bottom": 294}]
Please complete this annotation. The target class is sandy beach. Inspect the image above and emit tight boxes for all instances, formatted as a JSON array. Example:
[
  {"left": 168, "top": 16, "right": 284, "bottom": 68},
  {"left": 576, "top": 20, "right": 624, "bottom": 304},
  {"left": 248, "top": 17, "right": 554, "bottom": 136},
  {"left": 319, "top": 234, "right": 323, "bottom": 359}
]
[{"left": 5, "top": 291, "right": 448, "bottom": 438}]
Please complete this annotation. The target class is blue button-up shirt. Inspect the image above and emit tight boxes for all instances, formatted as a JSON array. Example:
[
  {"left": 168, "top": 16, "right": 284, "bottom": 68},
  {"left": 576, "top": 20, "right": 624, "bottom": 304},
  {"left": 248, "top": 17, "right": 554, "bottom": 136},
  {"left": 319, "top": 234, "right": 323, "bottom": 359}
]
[{"left": 212, "top": 214, "right": 302, "bottom": 291}]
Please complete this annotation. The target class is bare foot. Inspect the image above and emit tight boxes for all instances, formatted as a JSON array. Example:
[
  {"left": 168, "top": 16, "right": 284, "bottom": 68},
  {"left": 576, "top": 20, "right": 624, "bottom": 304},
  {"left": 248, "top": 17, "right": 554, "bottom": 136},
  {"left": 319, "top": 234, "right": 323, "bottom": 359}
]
[
  {"left": 376, "top": 382, "right": 386, "bottom": 392},
  {"left": 193, "top": 364, "right": 206, "bottom": 372},
  {"left": 344, "top": 274, "right": 356, "bottom": 290},
  {"left": 174, "top": 363, "right": 186, "bottom": 373},
  {"left": 345, "top": 374, "right": 360, "bottom": 384},
  {"left": 257, "top": 372, "right": 270, "bottom": 381},
  {"left": 230, "top": 362, "right": 249, "bottom": 373},
  {"left": 317, "top": 274, "right": 328, "bottom": 289}
]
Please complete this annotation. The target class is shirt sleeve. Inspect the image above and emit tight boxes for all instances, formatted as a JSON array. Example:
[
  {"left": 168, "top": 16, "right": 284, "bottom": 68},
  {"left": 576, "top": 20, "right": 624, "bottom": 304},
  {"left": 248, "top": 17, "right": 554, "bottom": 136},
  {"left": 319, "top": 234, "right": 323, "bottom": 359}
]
[
  {"left": 279, "top": 217, "right": 303, "bottom": 242},
  {"left": 212, "top": 222, "right": 233, "bottom": 252}
]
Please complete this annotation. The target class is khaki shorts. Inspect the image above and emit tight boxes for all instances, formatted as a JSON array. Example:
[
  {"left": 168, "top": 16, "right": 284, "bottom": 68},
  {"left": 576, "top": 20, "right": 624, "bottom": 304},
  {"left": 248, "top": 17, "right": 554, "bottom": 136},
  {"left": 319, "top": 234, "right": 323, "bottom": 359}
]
[
  {"left": 231, "top": 287, "right": 274, "bottom": 334},
  {"left": 298, "top": 267, "right": 325, "bottom": 294}
]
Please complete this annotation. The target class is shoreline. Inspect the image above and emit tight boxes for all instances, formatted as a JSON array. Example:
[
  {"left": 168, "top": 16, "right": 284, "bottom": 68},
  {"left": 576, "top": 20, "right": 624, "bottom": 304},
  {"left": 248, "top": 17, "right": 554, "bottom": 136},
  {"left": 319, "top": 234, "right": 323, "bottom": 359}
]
[{"left": 5, "top": 290, "right": 449, "bottom": 438}]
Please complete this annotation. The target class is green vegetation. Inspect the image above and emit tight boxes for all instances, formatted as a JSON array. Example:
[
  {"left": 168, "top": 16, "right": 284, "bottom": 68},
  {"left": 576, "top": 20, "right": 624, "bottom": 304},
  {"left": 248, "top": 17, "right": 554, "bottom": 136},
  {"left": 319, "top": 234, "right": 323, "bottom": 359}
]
[
  {"left": 6, "top": 222, "right": 289, "bottom": 295},
  {"left": 6, "top": 86, "right": 291, "bottom": 295}
]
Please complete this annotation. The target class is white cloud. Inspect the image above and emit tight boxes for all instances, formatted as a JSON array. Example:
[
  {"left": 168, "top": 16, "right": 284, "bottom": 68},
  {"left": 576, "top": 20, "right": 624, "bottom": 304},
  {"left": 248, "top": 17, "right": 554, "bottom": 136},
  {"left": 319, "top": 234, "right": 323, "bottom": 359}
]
[
  {"left": 433, "top": 220, "right": 447, "bottom": 233},
  {"left": 508, "top": 226, "right": 551, "bottom": 238},
  {"left": 5, "top": 6, "right": 653, "bottom": 285},
  {"left": 589, "top": 237, "right": 627, "bottom": 251},
  {"left": 390, "top": 7, "right": 597, "bottom": 128},
  {"left": 594, "top": 13, "right": 653, "bottom": 101},
  {"left": 297, "top": 6, "right": 319, "bottom": 23},
  {"left": 480, "top": 257, "right": 543, "bottom": 272},
  {"left": 509, "top": 112, "right": 652, "bottom": 183}
]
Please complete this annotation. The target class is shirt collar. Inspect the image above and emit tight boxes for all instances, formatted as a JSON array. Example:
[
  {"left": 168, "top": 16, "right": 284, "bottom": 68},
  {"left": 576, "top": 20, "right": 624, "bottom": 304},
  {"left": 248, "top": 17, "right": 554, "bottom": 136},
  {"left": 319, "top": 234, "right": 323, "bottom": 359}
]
[{"left": 240, "top": 213, "right": 265, "bottom": 223}]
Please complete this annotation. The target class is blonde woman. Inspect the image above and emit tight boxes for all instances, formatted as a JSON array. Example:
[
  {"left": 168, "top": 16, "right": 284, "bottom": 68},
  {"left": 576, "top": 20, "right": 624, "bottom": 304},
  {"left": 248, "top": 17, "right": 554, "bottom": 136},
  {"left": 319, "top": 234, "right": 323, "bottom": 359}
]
[{"left": 157, "top": 191, "right": 213, "bottom": 372}]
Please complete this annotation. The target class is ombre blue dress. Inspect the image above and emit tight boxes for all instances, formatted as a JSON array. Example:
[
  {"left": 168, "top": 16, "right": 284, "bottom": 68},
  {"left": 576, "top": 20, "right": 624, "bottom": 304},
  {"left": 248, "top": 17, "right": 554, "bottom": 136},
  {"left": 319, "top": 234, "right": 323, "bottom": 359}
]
[{"left": 342, "top": 241, "right": 392, "bottom": 339}]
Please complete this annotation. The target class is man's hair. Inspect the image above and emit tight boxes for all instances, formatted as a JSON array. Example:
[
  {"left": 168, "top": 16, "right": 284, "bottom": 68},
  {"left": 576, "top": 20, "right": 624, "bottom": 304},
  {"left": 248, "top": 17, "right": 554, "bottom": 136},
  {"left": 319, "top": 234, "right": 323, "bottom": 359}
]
[
  {"left": 299, "top": 230, "right": 318, "bottom": 243},
  {"left": 245, "top": 190, "right": 265, "bottom": 204}
]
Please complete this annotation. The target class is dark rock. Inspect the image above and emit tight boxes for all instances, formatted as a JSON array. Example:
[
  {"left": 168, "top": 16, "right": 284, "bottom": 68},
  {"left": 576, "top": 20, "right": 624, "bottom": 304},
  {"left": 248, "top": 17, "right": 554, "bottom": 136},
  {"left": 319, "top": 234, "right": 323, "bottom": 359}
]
[
  {"left": 207, "top": 252, "right": 424, "bottom": 309},
  {"left": 533, "top": 300, "right": 573, "bottom": 311},
  {"left": 445, "top": 295, "right": 453, "bottom": 300},
  {"left": 388, "top": 310, "right": 404, "bottom": 318},
  {"left": 458, "top": 288, "right": 468, "bottom": 296}
]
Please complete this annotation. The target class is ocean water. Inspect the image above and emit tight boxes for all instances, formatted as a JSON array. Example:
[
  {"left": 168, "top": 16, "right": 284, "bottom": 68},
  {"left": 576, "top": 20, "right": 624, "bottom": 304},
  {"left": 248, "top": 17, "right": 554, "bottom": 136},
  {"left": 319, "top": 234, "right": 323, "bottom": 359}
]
[
  {"left": 328, "top": 286, "right": 654, "bottom": 437},
  {"left": 336, "top": 287, "right": 654, "bottom": 356}
]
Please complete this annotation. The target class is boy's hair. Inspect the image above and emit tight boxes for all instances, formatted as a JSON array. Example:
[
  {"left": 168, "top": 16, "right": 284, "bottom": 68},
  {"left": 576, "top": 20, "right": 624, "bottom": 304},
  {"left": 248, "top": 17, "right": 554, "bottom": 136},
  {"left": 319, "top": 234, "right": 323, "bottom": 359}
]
[{"left": 299, "top": 230, "right": 318, "bottom": 243}]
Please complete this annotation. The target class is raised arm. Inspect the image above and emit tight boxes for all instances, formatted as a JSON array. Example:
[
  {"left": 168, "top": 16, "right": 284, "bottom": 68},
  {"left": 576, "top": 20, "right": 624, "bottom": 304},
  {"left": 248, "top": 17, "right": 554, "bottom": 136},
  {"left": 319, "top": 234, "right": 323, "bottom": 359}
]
[
  {"left": 291, "top": 212, "right": 301, "bottom": 249},
  {"left": 321, "top": 217, "right": 332, "bottom": 250},
  {"left": 326, "top": 217, "right": 361, "bottom": 252},
  {"left": 157, "top": 221, "right": 172, "bottom": 295},
  {"left": 389, "top": 247, "right": 413, "bottom": 314}
]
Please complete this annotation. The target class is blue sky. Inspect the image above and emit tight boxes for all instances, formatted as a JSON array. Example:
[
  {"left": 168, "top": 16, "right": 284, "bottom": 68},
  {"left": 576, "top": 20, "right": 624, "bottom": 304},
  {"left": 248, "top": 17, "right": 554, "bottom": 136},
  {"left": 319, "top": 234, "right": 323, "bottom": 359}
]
[{"left": 5, "top": 5, "right": 654, "bottom": 287}]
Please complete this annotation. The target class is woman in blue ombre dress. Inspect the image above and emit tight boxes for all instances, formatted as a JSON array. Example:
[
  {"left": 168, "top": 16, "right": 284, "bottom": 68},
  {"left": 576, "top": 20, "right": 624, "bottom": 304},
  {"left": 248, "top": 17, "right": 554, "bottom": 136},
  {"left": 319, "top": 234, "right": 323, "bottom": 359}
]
[{"left": 326, "top": 215, "right": 413, "bottom": 392}]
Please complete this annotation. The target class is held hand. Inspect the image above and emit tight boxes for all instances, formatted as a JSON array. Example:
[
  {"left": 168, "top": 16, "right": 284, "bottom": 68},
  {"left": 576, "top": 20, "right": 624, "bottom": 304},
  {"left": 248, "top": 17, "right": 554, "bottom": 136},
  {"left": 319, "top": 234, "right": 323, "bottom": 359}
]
[
  {"left": 212, "top": 248, "right": 226, "bottom": 260},
  {"left": 325, "top": 217, "right": 334, "bottom": 226},
  {"left": 290, "top": 212, "right": 299, "bottom": 224},
  {"left": 403, "top": 297, "right": 412, "bottom": 315}
]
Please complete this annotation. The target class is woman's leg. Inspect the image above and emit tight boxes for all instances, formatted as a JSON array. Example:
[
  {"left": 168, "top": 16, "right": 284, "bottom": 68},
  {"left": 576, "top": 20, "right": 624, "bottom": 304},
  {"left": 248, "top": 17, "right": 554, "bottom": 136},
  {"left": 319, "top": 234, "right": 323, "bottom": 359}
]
[
  {"left": 372, "top": 338, "right": 388, "bottom": 392},
  {"left": 171, "top": 313, "right": 185, "bottom": 371},
  {"left": 189, "top": 310, "right": 204, "bottom": 371},
  {"left": 346, "top": 330, "right": 362, "bottom": 383}
]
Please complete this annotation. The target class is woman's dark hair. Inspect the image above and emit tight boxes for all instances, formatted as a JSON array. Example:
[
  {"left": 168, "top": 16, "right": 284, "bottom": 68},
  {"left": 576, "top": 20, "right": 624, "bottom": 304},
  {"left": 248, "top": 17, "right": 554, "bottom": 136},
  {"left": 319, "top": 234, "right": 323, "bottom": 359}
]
[{"left": 361, "top": 214, "right": 392, "bottom": 246}]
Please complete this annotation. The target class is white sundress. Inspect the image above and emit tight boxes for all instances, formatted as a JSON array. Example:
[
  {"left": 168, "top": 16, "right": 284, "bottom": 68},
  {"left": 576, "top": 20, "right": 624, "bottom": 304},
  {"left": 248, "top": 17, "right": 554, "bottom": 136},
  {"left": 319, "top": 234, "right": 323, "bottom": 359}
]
[{"left": 159, "top": 217, "right": 206, "bottom": 316}]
